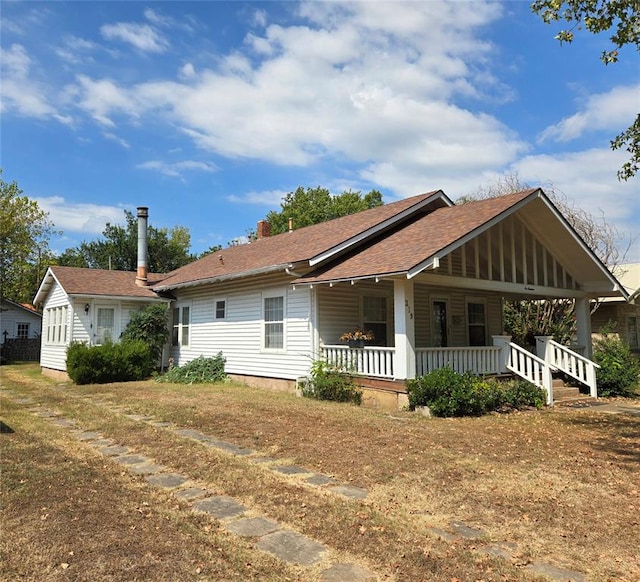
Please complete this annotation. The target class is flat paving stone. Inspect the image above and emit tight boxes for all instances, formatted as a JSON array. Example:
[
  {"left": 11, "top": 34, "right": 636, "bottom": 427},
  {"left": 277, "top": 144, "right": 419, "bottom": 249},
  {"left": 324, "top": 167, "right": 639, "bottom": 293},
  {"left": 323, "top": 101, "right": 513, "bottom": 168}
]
[
  {"left": 99, "top": 444, "right": 130, "bottom": 456},
  {"left": 328, "top": 485, "right": 368, "bottom": 500},
  {"left": 174, "top": 487, "right": 209, "bottom": 501},
  {"left": 226, "top": 516, "right": 281, "bottom": 537},
  {"left": 205, "top": 440, "right": 254, "bottom": 455},
  {"left": 192, "top": 496, "right": 247, "bottom": 520},
  {"left": 34, "top": 410, "right": 58, "bottom": 417},
  {"left": 480, "top": 543, "right": 516, "bottom": 560},
  {"left": 14, "top": 397, "right": 34, "bottom": 404},
  {"left": 321, "top": 563, "right": 377, "bottom": 581},
  {"left": 90, "top": 438, "right": 114, "bottom": 447},
  {"left": 174, "top": 428, "right": 210, "bottom": 440},
  {"left": 449, "top": 521, "right": 486, "bottom": 539},
  {"left": 306, "top": 473, "right": 337, "bottom": 486},
  {"left": 427, "top": 527, "right": 459, "bottom": 542},
  {"left": 74, "top": 431, "right": 102, "bottom": 441},
  {"left": 256, "top": 530, "right": 325, "bottom": 566},
  {"left": 248, "top": 456, "right": 278, "bottom": 464},
  {"left": 273, "top": 465, "right": 311, "bottom": 476},
  {"left": 49, "top": 418, "right": 76, "bottom": 427},
  {"left": 124, "top": 414, "right": 151, "bottom": 421},
  {"left": 148, "top": 421, "right": 173, "bottom": 428},
  {"left": 145, "top": 472, "right": 189, "bottom": 489},
  {"left": 113, "top": 454, "right": 150, "bottom": 466},
  {"left": 525, "top": 561, "right": 586, "bottom": 582},
  {"left": 128, "top": 463, "right": 165, "bottom": 475}
]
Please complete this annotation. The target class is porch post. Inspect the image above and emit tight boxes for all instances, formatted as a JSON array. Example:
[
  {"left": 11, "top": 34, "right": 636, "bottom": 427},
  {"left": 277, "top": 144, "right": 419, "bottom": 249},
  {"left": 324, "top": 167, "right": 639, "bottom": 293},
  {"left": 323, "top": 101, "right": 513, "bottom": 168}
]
[
  {"left": 492, "top": 335, "right": 511, "bottom": 373},
  {"left": 575, "top": 297, "right": 593, "bottom": 359},
  {"left": 394, "top": 278, "right": 416, "bottom": 380},
  {"left": 535, "top": 336, "right": 553, "bottom": 362}
]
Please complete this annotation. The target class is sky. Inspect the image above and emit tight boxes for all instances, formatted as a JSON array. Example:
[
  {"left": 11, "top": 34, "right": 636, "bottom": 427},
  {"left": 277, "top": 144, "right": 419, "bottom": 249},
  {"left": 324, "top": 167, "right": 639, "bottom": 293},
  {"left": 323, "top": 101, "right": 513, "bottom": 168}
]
[{"left": 1, "top": 1, "right": 639, "bottom": 262}]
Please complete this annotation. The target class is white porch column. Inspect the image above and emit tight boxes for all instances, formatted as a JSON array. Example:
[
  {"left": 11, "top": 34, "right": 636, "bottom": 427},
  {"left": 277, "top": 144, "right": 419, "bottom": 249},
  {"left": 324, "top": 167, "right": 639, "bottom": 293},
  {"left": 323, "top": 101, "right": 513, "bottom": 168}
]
[
  {"left": 394, "top": 278, "right": 416, "bottom": 380},
  {"left": 575, "top": 297, "right": 593, "bottom": 359},
  {"left": 492, "top": 335, "right": 512, "bottom": 373}
]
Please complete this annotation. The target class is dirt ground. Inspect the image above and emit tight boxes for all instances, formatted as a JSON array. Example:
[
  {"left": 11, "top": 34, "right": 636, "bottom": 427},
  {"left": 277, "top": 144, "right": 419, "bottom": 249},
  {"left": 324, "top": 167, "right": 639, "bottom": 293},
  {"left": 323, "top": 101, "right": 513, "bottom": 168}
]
[{"left": 2, "top": 364, "right": 639, "bottom": 581}]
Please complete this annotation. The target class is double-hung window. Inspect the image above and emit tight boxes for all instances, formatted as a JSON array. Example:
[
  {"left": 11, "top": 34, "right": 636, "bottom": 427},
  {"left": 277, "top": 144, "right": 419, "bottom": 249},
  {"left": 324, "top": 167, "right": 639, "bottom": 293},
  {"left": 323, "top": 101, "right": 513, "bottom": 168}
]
[
  {"left": 45, "top": 306, "right": 68, "bottom": 345},
  {"left": 628, "top": 315, "right": 639, "bottom": 351},
  {"left": 17, "top": 323, "right": 29, "bottom": 339},
  {"left": 96, "top": 308, "right": 115, "bottom": 344},
  {"left": 362, "top": 295, "right": 388, "bottom": 346},
  {"left": 467, "top": 300, "right": 487, "bottom": 346},
  {"left": 215, "top": 299, "right": 226, "bottom": 320},
  {"left": 172, "top": 305, "right": 191, "bottom": 347},
  {"left": 263, "top": 295, "right": 284, "bottom": 350}
]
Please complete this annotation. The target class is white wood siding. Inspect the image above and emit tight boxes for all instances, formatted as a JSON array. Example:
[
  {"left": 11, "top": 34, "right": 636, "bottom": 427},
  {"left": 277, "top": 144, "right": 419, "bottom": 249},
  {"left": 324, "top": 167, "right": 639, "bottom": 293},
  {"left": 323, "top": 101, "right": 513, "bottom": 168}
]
[
  {"left": 40, "top": 282, "right": 71, "bottom": 371},
  {"left": 0, "top": 302, "right": 42, "bottom": 339},
  {"left": 171, "top": 279, "right": 313, "bottom": 380}
]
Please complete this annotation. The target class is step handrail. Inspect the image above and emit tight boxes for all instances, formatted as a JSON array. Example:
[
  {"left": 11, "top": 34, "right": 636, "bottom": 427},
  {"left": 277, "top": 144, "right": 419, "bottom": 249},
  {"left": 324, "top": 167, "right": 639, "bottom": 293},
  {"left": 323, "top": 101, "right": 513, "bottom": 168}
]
[
  {"left": 506, "top": 342, "right": 554, "bottom": 405},
  {"left": 539, "top": 338, "right": 600, "bottom": 398}
]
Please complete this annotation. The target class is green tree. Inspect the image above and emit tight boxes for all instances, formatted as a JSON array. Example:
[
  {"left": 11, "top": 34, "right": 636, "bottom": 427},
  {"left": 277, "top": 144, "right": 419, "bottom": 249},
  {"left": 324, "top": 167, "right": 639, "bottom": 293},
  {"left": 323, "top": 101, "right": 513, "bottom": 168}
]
[
  {"left": 265, "top": 186, "right": 383, "bottom": 235},
  {"left": 531, "top": 0, "right": 640, "bottom": 180},
  {"left": 0, "top": 171, "right": 56, "bottom": 304},
  {"left": 58, "top": 210, "right": 194, "bottom": 273},
  {"left": 121, "top": 303, "right": 169, "bottom": 364}
]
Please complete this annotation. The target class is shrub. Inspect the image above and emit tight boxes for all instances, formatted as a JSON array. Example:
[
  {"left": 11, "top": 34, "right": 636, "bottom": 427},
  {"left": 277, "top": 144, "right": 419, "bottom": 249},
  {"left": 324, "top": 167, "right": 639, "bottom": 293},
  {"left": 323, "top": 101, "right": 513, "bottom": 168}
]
[
  {"left": 156, "top": 353, "right": 227, "bottom": 384},
  {"left": 593, "top": 332, "right": 640, "bottom": 397},
  {"left": 302, "top": 360, "right": 362, "bottom": 405},
  {"left": 406, "top": 368, "right": 546, "bottom": 417},
  {"left": 121, "top": 304, "right": 169, "bottom": 363},
  {"left": 67, "top": 340, "right": 154, "bottom": 384}
]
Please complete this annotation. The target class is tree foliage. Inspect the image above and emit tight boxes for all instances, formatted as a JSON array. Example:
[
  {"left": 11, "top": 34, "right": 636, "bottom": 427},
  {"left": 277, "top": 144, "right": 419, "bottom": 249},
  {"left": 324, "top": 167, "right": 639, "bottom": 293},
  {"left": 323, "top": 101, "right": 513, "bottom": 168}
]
[
  {"left": 121, "top": 303, "right": 170, "bottom": 363},
  {"left": 531, "top": 0, "right": 640, "bottom": 180},
  {"left": 264, "top": 186, "right": 383, "bottom": 235},
  {"left": 58, "top": 210, "right": 194, "bottom": 273},
  {"left": 0, "top": 171, "right": 56, "bottom": 303}
]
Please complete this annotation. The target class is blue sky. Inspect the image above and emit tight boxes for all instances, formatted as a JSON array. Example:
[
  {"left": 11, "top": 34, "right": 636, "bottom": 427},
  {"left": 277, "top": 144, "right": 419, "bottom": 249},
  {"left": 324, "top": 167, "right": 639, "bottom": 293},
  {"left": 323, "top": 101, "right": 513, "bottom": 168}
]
[{"left": 2, "top": 1, "right": 638, "bottom": 261}]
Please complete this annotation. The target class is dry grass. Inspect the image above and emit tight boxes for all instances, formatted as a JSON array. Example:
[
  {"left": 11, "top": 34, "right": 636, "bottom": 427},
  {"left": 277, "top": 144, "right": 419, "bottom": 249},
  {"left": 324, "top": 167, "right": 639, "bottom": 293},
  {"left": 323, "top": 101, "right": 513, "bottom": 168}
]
[{"left": 2, "top": 364, "right": 639, "bottom": 581}]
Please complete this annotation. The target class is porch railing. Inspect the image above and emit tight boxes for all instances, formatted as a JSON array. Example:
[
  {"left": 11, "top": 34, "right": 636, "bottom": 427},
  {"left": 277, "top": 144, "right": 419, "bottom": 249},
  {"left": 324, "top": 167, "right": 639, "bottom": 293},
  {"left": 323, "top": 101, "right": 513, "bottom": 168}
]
[
  {"left": 505, "top": 342, "right": 554, "bottom": 405},
  {"left": 536, "top": 337, "right": 599, "bottom": 398},
  {"left": 416, "top": 347, "right": 502, "bottom": 376},
  {"left": 321, "top": 345, "right": 395, "bottom": 378}
]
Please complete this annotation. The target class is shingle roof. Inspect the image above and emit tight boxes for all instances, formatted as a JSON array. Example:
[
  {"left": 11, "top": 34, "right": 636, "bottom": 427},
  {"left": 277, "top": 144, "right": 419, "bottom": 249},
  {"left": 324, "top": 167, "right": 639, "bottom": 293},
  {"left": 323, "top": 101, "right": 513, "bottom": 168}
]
[
  {"left": 47, "top": 266, "right": 165, "bottom": 299},
  {"left": 293, "top": 190, "right": 538, "bottom": 284},
  {"left": 153, "top": 190, "right": 445, "bottom": 290}
]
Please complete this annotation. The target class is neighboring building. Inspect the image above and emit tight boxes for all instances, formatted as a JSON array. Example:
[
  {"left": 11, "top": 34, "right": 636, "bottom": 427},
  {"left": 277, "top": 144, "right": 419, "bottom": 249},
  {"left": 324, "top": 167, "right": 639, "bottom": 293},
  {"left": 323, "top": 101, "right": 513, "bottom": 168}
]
[
  {"left": 34, "top": 191, "right": 629, "bottom": 404},
  {"left": 0, "top": 298, "right": 42, "bottom": 341},
  {"left": 0, "top": 298, "right": 43, "bottom": 362},
  {"left": 592, "top": 263, "right": 640, "bottom": 351}
]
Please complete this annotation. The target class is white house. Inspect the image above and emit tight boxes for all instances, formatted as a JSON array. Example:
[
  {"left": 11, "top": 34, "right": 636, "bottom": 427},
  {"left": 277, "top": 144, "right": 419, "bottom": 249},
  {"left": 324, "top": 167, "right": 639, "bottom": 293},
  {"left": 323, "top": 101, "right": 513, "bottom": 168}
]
[
  {"left": 34, "top": 191, "right": 629, "bottom": 404},
  {"left": 0, "top": 298, "right": 42, "bottom": 341}
]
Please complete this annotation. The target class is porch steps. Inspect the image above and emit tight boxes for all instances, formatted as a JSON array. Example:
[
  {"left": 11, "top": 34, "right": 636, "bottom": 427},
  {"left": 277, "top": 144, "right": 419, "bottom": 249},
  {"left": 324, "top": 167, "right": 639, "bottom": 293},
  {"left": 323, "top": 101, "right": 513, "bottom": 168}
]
[{"left": 552, "top": 378, "right": 594, "bottom": 405}]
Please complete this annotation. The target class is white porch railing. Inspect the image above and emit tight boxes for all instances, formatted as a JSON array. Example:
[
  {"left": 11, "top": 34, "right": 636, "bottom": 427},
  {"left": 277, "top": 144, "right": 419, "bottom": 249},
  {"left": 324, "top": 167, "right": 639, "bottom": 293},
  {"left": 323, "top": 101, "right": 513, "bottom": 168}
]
[
  {"left": 504, "top": 341, "right": 554, "bottom": 405},
  {"left": 536, "top": 337, "right": 599, "bottom": 398},
  {"left": 321, "top": 345, "right": 395, "bottom": 379},
  {"left": 416, "top": 347, "right": 502, "bottom": 376}
]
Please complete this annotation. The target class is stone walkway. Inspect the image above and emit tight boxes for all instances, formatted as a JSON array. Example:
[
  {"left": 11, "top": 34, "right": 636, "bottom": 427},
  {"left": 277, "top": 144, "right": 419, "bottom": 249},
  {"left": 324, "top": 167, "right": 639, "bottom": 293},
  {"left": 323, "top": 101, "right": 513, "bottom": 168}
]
[{"left": 4, "top": 385, "right": 617, "bottom": 582}]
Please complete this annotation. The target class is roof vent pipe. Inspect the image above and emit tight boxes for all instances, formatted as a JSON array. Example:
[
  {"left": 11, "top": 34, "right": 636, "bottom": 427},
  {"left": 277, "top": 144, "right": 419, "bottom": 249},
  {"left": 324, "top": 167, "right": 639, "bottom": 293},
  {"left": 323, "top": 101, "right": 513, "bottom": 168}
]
[
  {"left": 136, "top": 206, "right": 149, "bottom": 286},
  {"left": 288, "top": 217, "right": 293, "bottom": 233}
]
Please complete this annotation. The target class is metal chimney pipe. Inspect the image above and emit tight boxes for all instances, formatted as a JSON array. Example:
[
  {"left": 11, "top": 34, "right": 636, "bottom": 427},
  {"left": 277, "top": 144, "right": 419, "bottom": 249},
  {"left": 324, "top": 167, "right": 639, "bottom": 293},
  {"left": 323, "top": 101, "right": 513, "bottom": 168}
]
[{"left": 136, "top": 206, "right": 149, "bottom": 286}]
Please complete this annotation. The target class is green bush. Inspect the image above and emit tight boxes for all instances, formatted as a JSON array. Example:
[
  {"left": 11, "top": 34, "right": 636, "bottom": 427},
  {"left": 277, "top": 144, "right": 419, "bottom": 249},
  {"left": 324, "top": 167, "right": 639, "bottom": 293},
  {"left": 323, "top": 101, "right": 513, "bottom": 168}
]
[
  {"left": 302, "top": 360, "right": 362, "bottom": 405},
  {"left": 121, "top": 304, "right": 169, "bottom": 363},
  {"left": 156, "top": 353, "right": 227, "bottom": 384},
  {"left": 593, "top": 332, "right": 640, "bottom": 397},
  {"left": 66, "top": 340, "right": 155, "bottom": 384},
  {"left": 406, "top": 368, "right": 546, "bottom": 417}
]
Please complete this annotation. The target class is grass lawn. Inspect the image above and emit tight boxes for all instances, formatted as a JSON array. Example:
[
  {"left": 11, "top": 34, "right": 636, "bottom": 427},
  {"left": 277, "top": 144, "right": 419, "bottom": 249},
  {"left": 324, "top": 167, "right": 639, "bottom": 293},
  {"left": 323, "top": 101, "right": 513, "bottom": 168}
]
[{"left": 1, "top": 363, "right": 639, "bottom": 581}]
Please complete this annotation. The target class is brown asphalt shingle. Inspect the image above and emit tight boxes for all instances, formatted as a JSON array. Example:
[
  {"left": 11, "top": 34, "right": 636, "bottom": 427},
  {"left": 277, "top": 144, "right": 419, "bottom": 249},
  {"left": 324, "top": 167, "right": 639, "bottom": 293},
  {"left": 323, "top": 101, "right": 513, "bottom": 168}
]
[{"left": 49, "top": 266, "right": 165, "bottom": 298}]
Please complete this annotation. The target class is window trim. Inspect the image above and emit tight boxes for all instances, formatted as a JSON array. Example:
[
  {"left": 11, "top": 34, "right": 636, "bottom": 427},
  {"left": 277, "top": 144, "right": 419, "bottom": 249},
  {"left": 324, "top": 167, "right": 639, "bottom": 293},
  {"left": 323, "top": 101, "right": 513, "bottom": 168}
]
[
  {"left": 171, "top": 302, "right": 192, "bottom": 347},
  {"left": 360, "top": 293, "right": 391, "bottom": 346},
  {"left": 95, "top": 306, "right": 116, "bottom": 345},
  {"left": 466, "top": 297, "right": 488, "bottom": 347},
  {"left": 16, "top": 322, "right": 30, "bottom": 339},
  {"left": 214, "top": 298, "right": 227, "bottom": 321},
  {"left": 627, "top": 314, "right": 639, "bottom": 351},
  {"left": 44, "top": 306, "right": 68, "bottom": 345},
  {"left": 262, "top": 291, "right": 286, "bottom": 352}
]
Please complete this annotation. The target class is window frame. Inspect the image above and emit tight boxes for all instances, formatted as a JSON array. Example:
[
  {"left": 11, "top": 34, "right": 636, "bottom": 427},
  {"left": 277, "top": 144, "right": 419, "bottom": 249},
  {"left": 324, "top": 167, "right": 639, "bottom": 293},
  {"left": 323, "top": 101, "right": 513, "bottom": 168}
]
[
  {"left": 466, "top": 298, "right": 488, "bottom": 347},
  {"left": 16, "top": 322, "right": 30, "bottom": 339},
  {"left": 360, "top": 293, "right": 390, "bottom": 346},
  {"left": 627, "top": 314, "right": 639, "bottom": 351},
  {"left": 214, "top": 298, "right": 227, "bottom": 321},
  {"left": 44, "top": 306, "right": 68, "bottom": 345},
  {"left": 262, "top": 292, "right": 285, "bottom": 352},
  {"left": 171, "top": 302, "right": 192, "bottom": 347},
  {"left": 95, "top": 306, "right": 116, "bottom": 345}
]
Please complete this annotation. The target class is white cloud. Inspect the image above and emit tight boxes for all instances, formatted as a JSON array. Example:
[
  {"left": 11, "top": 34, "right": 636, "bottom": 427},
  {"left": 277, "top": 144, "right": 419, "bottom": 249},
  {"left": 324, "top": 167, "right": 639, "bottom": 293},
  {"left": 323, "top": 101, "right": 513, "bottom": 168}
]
[
  {"left": 227, "top": 189, "right": 289, "bottom": 206},
  {"left": 103, "top": 132, "right": 130, "bottom": 149},
  {"left": 36, "top": 196, "right": 127, "bottom": 235},
  {"left": 136, "top": 160, "right": 218, "bottom": 178},
  {"left": 539, "top": 85, "right": 639, "bottom": 143},
  {"left": 100, "top": 21, "right": 169, "bottom": 53}
]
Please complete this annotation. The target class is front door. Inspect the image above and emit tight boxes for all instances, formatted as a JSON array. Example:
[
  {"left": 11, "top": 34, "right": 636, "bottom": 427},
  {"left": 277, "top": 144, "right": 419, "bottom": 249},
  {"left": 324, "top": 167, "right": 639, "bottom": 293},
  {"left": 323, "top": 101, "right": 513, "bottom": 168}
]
[{"left": 432, "top": 299, "right": 449, "bottom": 347}]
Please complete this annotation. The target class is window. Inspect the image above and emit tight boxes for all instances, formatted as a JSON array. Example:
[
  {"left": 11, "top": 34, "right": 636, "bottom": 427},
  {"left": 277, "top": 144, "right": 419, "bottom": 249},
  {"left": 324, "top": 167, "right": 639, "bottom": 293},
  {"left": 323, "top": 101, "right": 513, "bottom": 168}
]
[
  {"left": 467, "top": 301, "right": 487, "bottom": 346},
  {"left": 264, "top": 295, "right": 284, "bottom": 350},
  {"left": 362, "top": 295, "right": 388, "bottom": 346},
  {"left": 172, "top": 304, "right": 191, "bottom": 346},
  {"left": 17, "top": 323, "right": 29, "bottom": 339},
  {"left": 45, "top": 306, "right": 68, "bottom": 345},
  {"left": 215, "top": 299, "right": 226, "bottom": 320},
  {"left": 96, "top": 308, "right": 115, "bottom": 344},
  {"left": 628, "top": 315, "right": 639, "bottom": 351}
]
